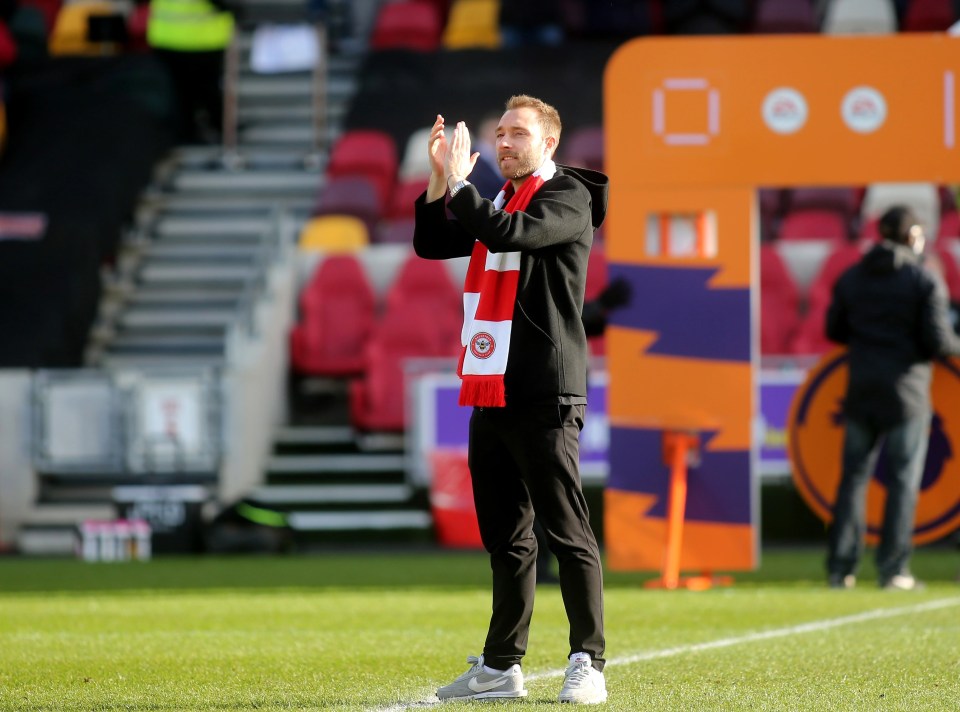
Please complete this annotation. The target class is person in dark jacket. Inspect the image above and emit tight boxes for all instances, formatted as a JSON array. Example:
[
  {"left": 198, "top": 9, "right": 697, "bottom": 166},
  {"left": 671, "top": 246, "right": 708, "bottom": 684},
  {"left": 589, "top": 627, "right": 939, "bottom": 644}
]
[
  {"left": 415, "top": 95, "right": 607, "bottom": 704},
  {"left": 825, "top": 205, "right": 960, "bottom": 591}
]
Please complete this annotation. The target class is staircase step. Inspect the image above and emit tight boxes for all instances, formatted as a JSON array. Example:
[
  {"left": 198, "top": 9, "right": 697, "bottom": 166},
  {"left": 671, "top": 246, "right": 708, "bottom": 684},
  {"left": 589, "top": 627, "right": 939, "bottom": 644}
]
[
  {"left": 250, "top": 483, "right": 413, "bottom": 505},
  {"left": 266, "top": 453, "right": 406, "bottom": 475},
  {"left": 274, "top": 425, "right": 355, "bottom": 446},
  {"left": 118, "top": 309, "right": 237, "bottom": 330},
  {"left": 286, "top": 509, "right": 432, "bottom": 532},
  {"left": 139, "top": 264, "right": 259, "bottom": 282},
  {"left": 169, "top": 170, "right": 320, "bottom": 195}
]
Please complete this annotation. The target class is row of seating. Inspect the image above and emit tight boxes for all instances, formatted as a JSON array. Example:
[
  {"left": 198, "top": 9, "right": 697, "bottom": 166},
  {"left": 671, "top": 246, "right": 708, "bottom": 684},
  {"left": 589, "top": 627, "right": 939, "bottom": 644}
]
[
  {"left": 366, "top": 0, "right": 959, "bottom": 53},
  {"left": 762, "top": 234, "right": 960, "bottom": 355},
  {"left": 300, "top": 124, "right": 601, "bottom": 250}
]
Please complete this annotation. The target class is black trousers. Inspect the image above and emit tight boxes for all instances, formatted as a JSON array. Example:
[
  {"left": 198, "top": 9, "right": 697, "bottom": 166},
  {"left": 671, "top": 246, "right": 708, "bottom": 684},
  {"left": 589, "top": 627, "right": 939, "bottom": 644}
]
[{"left": 468, "top": 404, "right": 605, "bottom": 671}]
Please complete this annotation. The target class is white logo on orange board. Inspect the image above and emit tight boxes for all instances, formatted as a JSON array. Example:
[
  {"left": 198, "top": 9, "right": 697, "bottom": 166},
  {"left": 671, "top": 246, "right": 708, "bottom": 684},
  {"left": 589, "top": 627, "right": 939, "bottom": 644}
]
[
  {"left": 762, "top": 88, "right": 808, "bottom": 135},
  {"left": 841, "top": 86, "right": 887, "bottom": 133}
]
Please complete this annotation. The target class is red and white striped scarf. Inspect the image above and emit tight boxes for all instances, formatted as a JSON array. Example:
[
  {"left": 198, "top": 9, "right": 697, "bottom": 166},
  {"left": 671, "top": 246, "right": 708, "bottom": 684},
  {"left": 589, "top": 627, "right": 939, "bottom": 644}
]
[{"left": 458, "top": 159, "right": 556, "bottom": 407}]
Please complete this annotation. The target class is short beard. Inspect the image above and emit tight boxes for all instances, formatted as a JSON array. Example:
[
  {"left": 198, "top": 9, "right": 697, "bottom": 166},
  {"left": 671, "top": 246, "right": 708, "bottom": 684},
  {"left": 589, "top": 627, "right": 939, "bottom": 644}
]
[{"left": 500, "top": 154, "right": 540, "bottom": 180}]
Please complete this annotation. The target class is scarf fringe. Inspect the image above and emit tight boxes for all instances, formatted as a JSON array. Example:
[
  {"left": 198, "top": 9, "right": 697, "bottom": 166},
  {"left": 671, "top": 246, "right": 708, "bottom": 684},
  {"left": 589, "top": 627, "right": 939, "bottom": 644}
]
[{"left": 458, "top": 377, "right": 506, "bottom": 407}]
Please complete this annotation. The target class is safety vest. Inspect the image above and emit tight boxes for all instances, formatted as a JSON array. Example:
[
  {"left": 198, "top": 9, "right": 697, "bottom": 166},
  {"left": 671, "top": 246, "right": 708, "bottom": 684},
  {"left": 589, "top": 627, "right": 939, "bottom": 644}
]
[{"left": 147, "top": 0, "right": 234, "bottom": 52}]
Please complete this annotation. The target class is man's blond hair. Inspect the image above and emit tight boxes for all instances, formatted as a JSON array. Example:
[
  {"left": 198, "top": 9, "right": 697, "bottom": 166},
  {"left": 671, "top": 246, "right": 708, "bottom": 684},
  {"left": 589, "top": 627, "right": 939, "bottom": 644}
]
[{"left": 505, "top": 94, "right": 562, "bottom": 146}]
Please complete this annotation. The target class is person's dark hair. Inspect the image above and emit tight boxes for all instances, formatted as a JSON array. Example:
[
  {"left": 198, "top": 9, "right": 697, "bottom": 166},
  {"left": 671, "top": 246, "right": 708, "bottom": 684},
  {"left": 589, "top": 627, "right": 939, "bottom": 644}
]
[{"left": 878, "top": 206, "right": 919, "bottom": 245}]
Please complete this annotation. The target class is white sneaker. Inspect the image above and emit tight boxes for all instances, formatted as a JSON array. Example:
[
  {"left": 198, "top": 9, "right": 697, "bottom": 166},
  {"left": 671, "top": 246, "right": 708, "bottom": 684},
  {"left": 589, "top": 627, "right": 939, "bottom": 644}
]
[
  {"left": 559, "top": 653, "right": 607, "bottom": 704},
  {"left": 436, "top": 654, "right": 527, "bottom": 701}
]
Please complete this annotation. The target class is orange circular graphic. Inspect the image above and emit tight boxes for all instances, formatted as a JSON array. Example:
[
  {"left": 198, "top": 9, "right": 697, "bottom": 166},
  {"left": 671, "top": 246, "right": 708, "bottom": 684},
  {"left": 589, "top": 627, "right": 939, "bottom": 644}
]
[{"left": 788, "top": 349, "right": 960, "bottom": 545}]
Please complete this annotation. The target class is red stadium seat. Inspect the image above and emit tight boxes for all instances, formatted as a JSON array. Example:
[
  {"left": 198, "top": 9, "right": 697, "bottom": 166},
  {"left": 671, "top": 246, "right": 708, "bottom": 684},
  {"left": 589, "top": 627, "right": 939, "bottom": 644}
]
[
  {"left": 902, "top": 0, "right": 957, "bottom": 31},
  {"left": 938, "top": 211, "right": 960, "bottom": 241},
  {"left": 778, "top": 209, "right": 849, "bottom": 242},
  {"left": 325, "top": 129, "right": 398, "bottom": 212},
  {"left": 585, "top": 243, "right": 609, "bottom": 356},
  {"left": 370, "top": 0, "right": 443, "bottom": 51},
  {"left": 375, "top": 218, "right": 416, "bottom": 245},
  {"left": 930, "top": 243, "right": 960, "bottom": 303},
  {"left": 385, "top": 253, "right": 463, "bottom": 352},
  {"left": 790, "top": 241, "right": 864, "bottom": 354},
  {"left": 760, "top": 243, "right": 802, "bottom": 354},
  {"left": 384, "top": 177, "right": 429, "bottom": 221},
  {"left": 349, "top": 303, "right": 451, "bottom": 432},
  {"left": 785, "top": 187, "right": 860, "bottom": 220},
  {"left": 290, "top": 254, "right": 377, "bottom": 377}
]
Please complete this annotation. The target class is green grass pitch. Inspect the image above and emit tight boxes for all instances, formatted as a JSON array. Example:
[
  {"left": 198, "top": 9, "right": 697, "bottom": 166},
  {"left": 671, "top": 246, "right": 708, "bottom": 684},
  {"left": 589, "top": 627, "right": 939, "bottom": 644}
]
[{"left": 1, "top": 547, "right": 958, "bottom": 711}]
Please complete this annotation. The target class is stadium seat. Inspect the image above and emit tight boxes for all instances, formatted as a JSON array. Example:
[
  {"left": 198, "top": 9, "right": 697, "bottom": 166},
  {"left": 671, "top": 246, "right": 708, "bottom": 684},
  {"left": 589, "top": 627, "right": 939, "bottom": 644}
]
[
  {"left": 901, "top": 0, "right": 957, "bottom": 31},
  {"left": 585, "top": 243, "right": 609, "bottom": 356},
  {"left": 126, "top": 1, "right": 150, "bottom": 52},
  {"left": 349, "top": 302, "right": 451, "bottom": 432},
  {"left": 785, "top": 187, "right": 860, "bottom": 221},
  {"left": 752, "top": 0, "right": 817, "bottom": 33},
  {"left": 298, "top": 215, "right": 369, "bottom": 253},
  {"left": 929, "top": 244, "right": 960, "bottom": 303},
  {"left": 325, "top": 129, "right": 398, "bottom": 212},
  {"left": 778, "top": 209, "right": 849, "bottom": 242},
  {"left": 938, "top": 210, "right": 960, "bottom": 241},
  {"left": 399, "top": 126, "right": 438, "bottom": 181},
  {"left": 384, "top": 177, "right": 429, "bottom": 221},
  {"left": 384, "top": 253, "right": 463, "bottom": 352},
  {"left": 561, "top": 125, "right": 604, "bottom": 172},
  {"left": 369, "top": 0, "right": 443, "bottom": 51},
  {"left": 313, "top": 176, "right": 382, "bottom": 236},
  {"left": 0, "top": 20, "right": 16, "bottom": 69},
  {"left": 760, "top": 243, "right": 802, "bottom": 354},
  {"left": 861, "top": 182, "right": 940, "bottom": 238},
  {"left": 789, "top": 241, "right": 864, "bottom": 354},
  {"left": 442, "top": 0, "right": 502, "bottom": 49},
  {"left": 48, "top": 1, "right": 120, "bottom": 55},
  {"left": 820, "top": 0, "right": 898, "bottom": 34},
  {"left": 290, "top": 254, "right": 377, "bottom": 377},
  {"left": 376, "top": 218, "right": 417, "bottom": 245}
]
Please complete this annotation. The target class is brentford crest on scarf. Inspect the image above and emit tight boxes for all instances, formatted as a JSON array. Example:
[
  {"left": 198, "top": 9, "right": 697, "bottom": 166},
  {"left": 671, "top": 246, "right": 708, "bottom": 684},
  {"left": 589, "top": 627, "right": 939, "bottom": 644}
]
[{"left": 457, "top": 159, "right": 557, "bottom": 406}]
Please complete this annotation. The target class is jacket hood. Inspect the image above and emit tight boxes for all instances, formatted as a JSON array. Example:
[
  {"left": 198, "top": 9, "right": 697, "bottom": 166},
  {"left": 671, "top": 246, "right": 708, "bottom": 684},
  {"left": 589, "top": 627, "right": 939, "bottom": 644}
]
[
  {"left": 556, "top": 164, "right": 608, "bottom": 229},
  {"left": 862, "top": 240, "right": 919, "bottom": 275}
]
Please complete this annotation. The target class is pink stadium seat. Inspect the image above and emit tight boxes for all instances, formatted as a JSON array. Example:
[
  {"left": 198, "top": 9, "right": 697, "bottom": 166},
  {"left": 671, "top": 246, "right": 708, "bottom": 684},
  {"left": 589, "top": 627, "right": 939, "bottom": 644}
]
[
  {"left": 760, "top": 243, "right": 802, "bottom": 354},
  {"left": 752, "top": 0, "right": 817, "bottom": 32},
  {"left": 778, "top": 209, "right": 849, "bottom": 242},
  {"left": 326, "top": 130, "right": 398, "bottom": 212},
  {"left": 902, "top": 0, "right": 957, "bottom": 31},
  {"left": 0, "top": 21, "right": 16, "bottom": 69},
  {"left": 370, "top": 0, "right": 443, "bottom": 51},
  {"left": 349, "top": 303, "right": 451, "bottom": 432},
  {"left": 385, "top": 254, "right": 463, "bottom": 352},
  {"left": 562, "top": 125, "right": 604, "bottom": 172},
  {"left": 290, "top": 254, "right": 377, "bottom": 377},
  {"left": 585, "top": 243, "right": 609, "bottom": 356},
  {"left": 858, "top": 216, "right": 881, "bottom": 243},
  {"left": 313, "top": 176, "right": 382, "bottom": 236}
]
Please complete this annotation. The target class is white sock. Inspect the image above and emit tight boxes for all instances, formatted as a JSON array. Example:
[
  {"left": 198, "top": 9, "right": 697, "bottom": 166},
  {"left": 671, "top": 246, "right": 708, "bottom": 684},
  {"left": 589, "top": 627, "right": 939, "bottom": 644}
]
[
  {"left": 569, "top": 652, "right": 592, "bottom": 665},
  {"left": 484, "top": 663, "right": 520, "bottom": 675}
]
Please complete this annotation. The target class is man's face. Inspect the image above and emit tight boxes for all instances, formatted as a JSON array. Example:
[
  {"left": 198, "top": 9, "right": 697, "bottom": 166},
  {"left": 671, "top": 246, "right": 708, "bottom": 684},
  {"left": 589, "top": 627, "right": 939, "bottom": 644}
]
[{"left": 495, "top": 107, "right": 553, "bottom": 180}]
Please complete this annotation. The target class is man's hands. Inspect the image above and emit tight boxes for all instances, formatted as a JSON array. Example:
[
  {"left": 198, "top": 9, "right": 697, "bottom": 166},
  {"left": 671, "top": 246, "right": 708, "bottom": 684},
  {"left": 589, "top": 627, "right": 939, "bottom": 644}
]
[{"left": 426, "top": 114, "right": 479, "bottom": 203}]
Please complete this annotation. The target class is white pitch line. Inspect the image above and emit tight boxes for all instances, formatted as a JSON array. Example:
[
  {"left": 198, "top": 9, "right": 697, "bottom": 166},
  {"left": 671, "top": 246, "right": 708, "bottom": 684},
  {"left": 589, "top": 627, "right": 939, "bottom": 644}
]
[{"left": 374, "top": 596, "right": 960, "bottom": 711}]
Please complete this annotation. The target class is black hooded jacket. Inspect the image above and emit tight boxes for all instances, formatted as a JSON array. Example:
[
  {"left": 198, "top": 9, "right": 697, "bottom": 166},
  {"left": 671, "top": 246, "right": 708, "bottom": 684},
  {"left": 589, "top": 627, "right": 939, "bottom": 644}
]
[
  {"left": 413, "top": 164, "right": 609, "bottom": 407},
  {"left": 826, "top": 240, "right": 960, "bottom": 427}
]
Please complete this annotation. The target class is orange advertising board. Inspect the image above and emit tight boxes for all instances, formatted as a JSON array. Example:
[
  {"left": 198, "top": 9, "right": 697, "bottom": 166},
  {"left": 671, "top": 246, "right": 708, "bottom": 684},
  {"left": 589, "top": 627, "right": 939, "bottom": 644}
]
[{"left": 605, "top": 34, "right": 960, "bottom": 188}]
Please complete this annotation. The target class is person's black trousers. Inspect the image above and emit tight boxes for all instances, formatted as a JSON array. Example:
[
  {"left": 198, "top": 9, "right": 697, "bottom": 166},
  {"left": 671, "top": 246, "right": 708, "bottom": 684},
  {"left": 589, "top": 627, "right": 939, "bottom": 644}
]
[{"left": 467, "top": 404, "right": 605, "bottom": 671}]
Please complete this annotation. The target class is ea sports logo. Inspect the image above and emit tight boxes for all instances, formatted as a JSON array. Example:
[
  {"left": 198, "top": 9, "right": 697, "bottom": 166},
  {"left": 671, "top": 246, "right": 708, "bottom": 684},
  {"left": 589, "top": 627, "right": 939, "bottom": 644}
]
[
  {"left": 788, "top": 350, "right": 960, "bottom": 545},
  {"left": 470, "top": 332, "right": 495, "bottom": 359},
  {"left": 841, "top": 86, "right": 887, "bottom": 134},
  {"left": 762, "top": 87, "right": 808, "bottom": 135}
]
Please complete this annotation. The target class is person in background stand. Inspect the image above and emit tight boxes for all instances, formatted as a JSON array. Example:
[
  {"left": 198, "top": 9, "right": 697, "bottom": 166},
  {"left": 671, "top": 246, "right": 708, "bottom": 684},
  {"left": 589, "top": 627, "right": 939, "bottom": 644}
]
[
  {"left": 825, "top": 206, "right": 960, "bottom": 591},
  {"left": 147, "top": 0, "right": 235, "bottom": 144},
  {"left": 415, "top": 95, "right": 608, "bottom": 704}
]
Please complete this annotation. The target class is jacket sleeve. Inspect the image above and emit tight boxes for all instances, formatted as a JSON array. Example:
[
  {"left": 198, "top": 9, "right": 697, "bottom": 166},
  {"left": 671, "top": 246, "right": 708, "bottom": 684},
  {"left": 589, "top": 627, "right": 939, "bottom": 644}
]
[
  {"left": 918, "top": 273, "right": 960, "bottom": 357},
  {"left": 412, "top": 191, "right": 478, "bottom": 260},
  {"left": 825, "top": 278, "right": 850, "bottom": 345},
  {"left": 447, "top": 175, "right": 591, "bottom": 253}
]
